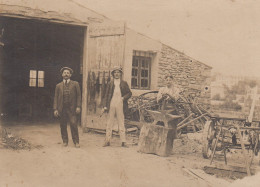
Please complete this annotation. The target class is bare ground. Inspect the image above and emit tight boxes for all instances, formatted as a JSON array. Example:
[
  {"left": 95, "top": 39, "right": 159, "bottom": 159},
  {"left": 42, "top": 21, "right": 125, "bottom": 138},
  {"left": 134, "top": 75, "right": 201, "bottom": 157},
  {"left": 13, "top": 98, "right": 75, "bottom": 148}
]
[{"left": 0, "top": 122, "right": 244, "bottom": 187}]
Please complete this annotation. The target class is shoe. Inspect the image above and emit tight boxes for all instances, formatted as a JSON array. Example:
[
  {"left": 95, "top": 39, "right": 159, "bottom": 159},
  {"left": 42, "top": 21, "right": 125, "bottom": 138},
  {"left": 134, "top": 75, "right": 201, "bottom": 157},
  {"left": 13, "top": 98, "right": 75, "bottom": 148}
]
[
  {"left": 74, "top": 143, "right": 80, "bottom": 148},
  {"left": 121, "top": 142, "right": 128, "bottom": 148},
  {"left": 63, "top": 143, "right": 68, "bottom": 147},
  {"left": 103, "top": 142, "right": 110, "bottom": 147}
]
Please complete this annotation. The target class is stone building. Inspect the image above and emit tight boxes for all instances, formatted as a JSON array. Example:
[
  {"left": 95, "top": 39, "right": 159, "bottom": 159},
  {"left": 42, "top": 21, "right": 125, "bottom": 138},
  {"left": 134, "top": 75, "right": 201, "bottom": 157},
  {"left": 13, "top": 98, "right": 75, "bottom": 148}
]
[{"left": 0, "top": 0, "right": 212, "bottom": 130}]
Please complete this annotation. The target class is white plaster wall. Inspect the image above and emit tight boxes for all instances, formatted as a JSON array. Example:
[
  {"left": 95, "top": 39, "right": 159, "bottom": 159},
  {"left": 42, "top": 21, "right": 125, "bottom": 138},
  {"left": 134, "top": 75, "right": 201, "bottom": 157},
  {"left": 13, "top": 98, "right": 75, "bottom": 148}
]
[{"left": 123, "top": 28, "right": 162, "bottom": 96}]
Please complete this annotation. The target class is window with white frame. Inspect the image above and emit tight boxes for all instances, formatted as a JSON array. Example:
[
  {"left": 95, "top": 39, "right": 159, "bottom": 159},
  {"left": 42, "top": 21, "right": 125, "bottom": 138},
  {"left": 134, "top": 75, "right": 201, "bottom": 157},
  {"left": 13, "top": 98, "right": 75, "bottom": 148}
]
[
  {"left": 131, "top": 51, "right": 154, "bottom": 89},
  {"left": 29, "top": 70, "right": 44, "bottom": 87}
]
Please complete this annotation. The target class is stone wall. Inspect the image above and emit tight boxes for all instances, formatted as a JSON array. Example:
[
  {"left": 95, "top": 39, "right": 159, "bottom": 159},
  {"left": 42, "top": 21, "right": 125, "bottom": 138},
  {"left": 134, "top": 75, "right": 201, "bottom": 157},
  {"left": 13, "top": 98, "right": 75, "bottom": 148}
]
[{"left": 158, "top": 44, "right": 212, "bottom": 106}]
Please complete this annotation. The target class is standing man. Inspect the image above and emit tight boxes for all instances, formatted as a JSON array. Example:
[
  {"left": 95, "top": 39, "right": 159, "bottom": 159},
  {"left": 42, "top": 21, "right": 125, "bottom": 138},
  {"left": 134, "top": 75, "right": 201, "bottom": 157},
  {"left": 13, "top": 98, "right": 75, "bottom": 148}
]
[
  {"left": 53, "top": 67, "right": 81, "bottom": 148},
  {"left": 103, "top": 66, "right": 132, "bottom": 147}
]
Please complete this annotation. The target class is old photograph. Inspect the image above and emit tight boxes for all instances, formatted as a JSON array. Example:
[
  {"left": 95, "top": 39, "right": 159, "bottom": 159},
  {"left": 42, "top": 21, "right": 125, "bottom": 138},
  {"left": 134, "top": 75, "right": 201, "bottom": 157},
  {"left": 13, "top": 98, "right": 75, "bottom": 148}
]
[{"left": 1, "top": 0, "right": 260, "bottom": 186}]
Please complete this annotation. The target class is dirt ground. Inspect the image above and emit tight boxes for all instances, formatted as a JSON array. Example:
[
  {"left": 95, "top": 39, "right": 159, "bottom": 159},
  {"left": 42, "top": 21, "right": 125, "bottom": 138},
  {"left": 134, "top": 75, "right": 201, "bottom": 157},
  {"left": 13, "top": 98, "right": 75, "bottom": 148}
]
[{"left": 0, "top": 121, "right": 253, "bottom": 187}]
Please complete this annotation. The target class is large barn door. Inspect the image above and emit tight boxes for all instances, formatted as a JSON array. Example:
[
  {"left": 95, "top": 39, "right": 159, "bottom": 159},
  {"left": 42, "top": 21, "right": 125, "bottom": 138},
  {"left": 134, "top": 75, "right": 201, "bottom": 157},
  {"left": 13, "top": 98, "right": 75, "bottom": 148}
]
[{"left": 83, "top": 21, "right": 126, "bottom": 129}]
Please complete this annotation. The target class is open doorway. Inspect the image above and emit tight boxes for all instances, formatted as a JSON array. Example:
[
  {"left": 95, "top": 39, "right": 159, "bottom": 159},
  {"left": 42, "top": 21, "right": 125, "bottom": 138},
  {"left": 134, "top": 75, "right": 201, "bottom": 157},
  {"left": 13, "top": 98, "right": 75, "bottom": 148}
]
[{"left": 0, "top": 17, "right": 85, "bottom": 122}]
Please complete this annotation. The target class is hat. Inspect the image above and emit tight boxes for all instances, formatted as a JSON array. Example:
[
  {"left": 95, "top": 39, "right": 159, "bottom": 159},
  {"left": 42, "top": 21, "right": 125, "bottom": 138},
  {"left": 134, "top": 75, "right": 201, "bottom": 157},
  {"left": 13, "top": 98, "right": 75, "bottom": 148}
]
[
  {"left": 60, "top": 67, "right": 73, "bottom": 74},
  {"left": 111, "top": 66, "right": 123, "bottom": 75}
]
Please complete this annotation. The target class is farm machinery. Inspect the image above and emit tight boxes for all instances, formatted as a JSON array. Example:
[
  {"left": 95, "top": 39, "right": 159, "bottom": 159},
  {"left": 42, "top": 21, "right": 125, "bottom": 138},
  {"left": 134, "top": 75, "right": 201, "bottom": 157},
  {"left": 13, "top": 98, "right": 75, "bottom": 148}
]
[
  {"left": 128, "top": 86, "right": 260, "bottom": 176},
  {"left": 127, "top": 87, "right": 210, "bottom": 156}
]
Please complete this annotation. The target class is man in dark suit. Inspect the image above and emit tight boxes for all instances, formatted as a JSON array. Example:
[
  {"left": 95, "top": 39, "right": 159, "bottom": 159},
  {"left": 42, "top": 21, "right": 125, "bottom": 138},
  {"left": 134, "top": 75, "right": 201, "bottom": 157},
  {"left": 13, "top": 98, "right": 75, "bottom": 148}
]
[
  {"left": 53, "top": 67, "right": 81, "bottom": 148},
  {"left": 102, "top": 66, "right": 132, "bottom": 147}
]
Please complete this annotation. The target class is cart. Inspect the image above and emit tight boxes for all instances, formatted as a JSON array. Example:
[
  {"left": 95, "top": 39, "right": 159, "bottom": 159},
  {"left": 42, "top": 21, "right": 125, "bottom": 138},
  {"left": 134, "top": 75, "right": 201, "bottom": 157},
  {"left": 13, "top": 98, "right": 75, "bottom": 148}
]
[{"left": 202, "top": 115, "right": 260, "bottom": 176}]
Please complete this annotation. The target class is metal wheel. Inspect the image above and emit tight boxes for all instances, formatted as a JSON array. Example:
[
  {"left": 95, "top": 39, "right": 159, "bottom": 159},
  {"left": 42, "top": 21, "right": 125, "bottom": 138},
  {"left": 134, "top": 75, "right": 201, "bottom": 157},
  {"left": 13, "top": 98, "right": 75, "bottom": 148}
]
[{"left": 202, "top": 120, "right": 215, "bottom": 159}]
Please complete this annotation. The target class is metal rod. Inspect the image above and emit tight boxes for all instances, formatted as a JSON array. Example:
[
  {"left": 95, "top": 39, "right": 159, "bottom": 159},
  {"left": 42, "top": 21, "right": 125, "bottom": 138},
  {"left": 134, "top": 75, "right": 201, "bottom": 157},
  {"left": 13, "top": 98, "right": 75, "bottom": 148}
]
[
  {"left": 176, "top": 114, "right": 193, "bottom": 127},
  {"left": 177, "top": 113, "right": 207, "bottom": 131},
  {"left": 222, "top": 131, "right": 227, "bottom": 165},
  {"left": 240, "top": 127, "right": 260, "bottom": 130}
]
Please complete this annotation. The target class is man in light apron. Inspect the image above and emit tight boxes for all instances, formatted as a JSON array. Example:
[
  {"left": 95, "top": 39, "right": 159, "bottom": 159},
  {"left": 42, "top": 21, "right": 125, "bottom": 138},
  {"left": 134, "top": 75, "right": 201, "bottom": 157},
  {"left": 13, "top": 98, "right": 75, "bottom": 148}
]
[{"left": 102, "top": 66, "right": 132, "bottom": 147}]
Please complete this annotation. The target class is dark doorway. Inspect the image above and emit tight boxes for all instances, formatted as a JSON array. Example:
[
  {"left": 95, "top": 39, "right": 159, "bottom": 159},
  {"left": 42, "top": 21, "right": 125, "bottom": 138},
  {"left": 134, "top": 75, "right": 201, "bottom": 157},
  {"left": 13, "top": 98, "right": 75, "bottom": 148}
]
[{"left": 0, "top": 17, "right": 85, "bottom": 122}]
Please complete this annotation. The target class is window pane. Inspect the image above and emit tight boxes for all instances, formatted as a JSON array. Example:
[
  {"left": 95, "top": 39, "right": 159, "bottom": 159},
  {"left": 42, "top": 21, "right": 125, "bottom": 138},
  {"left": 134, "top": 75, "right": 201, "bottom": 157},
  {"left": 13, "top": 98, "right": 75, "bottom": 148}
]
[
  {"left": 135, "top": 69, "right": 138, "bottom": 76},
  {"left": 38, "top": 71, "right": 44, "bottom": 78},
  {"left": 141, "top": 70, "right": 148, "bottom": 77},
  {"left": 132, "top": 69, "right": 135, "bottom": 76},
  {"left": 38, "top": 78, "right": 44, "bottom": 87},
  {"left": 29, "top": 78, "right": 36, "bottom": 87},
  {"left": 30, "top": 70, "right": 37, "bottom": 78},
  {"left": 131, "top": 78, "right": 137, "bottom": 87},
  {"left": 132, "top": 58, "right": 138, "bottom": 67},
  {"left": 145, "top": 70, "right": 148, "bottom": 77},
  {"left": 141, "top": 79, "right": 148, "bottom": 88},
  {"left": 142, "top": 60, "right": 145, "bottom": 67},
  {"left": 132, "top": 58, "right": 135, "bottom": 66},
  {"left": 141, "top": 70, "right": 144, "bottom": 77},
  {"left": 145, "top": 60, "right": 149, "bottom": 68}
]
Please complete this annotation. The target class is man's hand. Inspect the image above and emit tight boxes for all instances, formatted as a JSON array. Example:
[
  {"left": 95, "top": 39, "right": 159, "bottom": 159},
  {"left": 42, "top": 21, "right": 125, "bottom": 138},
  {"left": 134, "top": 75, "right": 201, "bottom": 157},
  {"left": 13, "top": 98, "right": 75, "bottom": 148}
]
[
  {"left": 54, "top": 110, "right": 59, "bottom": 117},
  {"left": 76, "top": 107, "right": 81, "bottom": 114},
  {"left": 162, "top": 94, "right": 169, "bottom": 100},
  {"left": 100, "top": 107, "right": 108, "bottom": 117},
  {"left": 102, "top": 107, "right": 108, "bottom": 113}
]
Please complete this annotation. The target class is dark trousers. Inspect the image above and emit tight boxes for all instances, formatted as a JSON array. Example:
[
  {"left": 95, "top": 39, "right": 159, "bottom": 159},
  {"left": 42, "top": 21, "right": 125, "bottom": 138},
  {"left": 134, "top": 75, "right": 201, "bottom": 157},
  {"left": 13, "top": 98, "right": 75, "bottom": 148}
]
[{"left": 60, "top": 105, "right": 79, "bottom": 144}]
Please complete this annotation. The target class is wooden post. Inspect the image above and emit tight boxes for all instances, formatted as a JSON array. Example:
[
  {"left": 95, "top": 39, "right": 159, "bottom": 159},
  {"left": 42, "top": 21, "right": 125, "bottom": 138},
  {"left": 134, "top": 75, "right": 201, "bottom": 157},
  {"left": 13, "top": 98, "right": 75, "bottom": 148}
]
[
  {"left": 81, "top": 27, "right": 89, "bottom": 132},
  {"left": 248, "top": 86, "right": 258, "bottom": 123},
  {"left": 210, "top": 121, "right": 223, "bottom": 165},
  {"left": 236, "top": 124, "right": 251, "bottom": 176},
  {"left": 0, "top": 121, "right": 2, "bottom": 148}
]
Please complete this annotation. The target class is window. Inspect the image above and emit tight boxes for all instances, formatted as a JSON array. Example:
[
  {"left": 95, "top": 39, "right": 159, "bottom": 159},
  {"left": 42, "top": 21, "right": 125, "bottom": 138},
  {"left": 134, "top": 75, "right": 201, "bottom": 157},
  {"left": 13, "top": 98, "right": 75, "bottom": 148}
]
[
  {"left": 29, "top": 70, "right": 37, "bottom": 87},
  {"left": 38, "top": 71, "right": 44, "bottom": 87},
  {"left": 131, "top": 56, "right": 151, "bottom": 89},
  {"left": 29, "top": 70, "right": 45, "bottom": 87}
]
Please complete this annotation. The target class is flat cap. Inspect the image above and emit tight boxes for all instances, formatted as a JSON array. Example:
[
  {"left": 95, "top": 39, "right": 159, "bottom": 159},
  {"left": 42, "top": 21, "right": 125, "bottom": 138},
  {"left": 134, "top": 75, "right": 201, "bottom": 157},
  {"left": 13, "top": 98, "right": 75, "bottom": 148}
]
[
  {"left": 60, "top": 67, "right": 73, "bottom": 74},
  {"left": 111, "top": 66, "right": 123, "bottom": 75}
]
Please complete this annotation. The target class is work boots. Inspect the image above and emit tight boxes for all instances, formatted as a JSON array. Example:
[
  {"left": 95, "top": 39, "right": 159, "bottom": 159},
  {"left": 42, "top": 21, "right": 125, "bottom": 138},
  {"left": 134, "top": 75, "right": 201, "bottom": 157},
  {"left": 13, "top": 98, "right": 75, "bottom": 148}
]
[
  {"left": 121, "top": 142, "right": 128, "bottom": 148},
  {"left": 63, "top": 142, "right": 68, "bottom": 147},
  {"left": 74, "top": 143, "right": 80, "bottom": 148},
  {"left": 103, "top": 142, "right": 110, "bottom": 147}
]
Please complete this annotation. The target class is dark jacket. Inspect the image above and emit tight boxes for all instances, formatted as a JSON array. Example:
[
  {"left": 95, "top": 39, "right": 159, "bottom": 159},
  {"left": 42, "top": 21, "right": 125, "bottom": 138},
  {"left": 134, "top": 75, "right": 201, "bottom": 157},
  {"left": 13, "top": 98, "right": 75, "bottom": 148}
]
[
  {"left": 103, "top": 79, "right": 132, "bottom": 115},
  {"left": 53, "top": 80, "right": 81, "bottom": 115}
]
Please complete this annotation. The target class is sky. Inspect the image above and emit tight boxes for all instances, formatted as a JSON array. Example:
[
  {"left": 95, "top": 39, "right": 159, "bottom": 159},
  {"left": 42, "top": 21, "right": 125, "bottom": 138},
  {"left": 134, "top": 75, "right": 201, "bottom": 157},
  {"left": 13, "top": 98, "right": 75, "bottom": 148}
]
[{"left": 73, "top": 0, "right": 260, "bottom": 77}]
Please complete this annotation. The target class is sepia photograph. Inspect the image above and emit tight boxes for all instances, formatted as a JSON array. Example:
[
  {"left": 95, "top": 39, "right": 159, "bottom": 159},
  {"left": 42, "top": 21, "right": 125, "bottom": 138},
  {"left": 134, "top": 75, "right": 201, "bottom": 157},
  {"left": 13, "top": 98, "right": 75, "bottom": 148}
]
[{"left": 0, "top": 0, "right": 260, "bottom": 186}]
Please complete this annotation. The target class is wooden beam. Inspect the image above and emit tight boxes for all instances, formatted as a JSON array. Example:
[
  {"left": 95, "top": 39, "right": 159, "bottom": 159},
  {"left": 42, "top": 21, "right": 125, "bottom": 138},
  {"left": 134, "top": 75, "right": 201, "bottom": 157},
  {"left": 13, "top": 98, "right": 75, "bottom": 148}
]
[
  {"left": 235, "top": 124, "right": 251, "bottom": 176},
  {"left": 81, "top": 27, "right": 89, "bottom": 131},
  {"left": 248, "top": 86, "right": 258, "bottom": 123}
]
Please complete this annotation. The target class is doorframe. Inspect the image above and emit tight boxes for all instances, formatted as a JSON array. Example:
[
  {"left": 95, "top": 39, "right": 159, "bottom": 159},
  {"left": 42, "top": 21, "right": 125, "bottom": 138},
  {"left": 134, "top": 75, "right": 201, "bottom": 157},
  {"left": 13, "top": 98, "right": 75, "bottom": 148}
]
[
  {"left": 1, "top": 15, "right": 89, "bottom": 123},
  {"left": 81, "top": 27, "right": 89, "bottom": 130}
]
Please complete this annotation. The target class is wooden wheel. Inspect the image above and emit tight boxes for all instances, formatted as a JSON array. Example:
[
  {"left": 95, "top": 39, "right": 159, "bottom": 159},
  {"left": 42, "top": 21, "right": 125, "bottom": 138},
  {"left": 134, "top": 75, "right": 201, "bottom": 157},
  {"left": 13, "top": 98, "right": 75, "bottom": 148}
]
[{"left": 202, "top": 120, "right": 215, "bottom": 159}]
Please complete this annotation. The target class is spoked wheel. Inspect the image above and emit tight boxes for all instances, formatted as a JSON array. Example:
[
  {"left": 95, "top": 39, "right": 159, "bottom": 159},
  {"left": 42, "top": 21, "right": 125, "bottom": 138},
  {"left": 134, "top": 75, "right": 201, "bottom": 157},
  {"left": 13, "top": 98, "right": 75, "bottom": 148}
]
[{"left": 202, "top": 120, "right": 216, "bottom": 159}]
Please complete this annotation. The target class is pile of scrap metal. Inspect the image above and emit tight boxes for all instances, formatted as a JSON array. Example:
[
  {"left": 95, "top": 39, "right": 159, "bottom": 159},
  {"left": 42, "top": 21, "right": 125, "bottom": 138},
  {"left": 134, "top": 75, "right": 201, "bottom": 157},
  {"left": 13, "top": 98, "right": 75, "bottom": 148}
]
[
  {"left": 1, "top": 128, "right": 43, "bottom": 150},
  {"left": 127, "top": 88, "right": 210, "bottom": 133}
]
